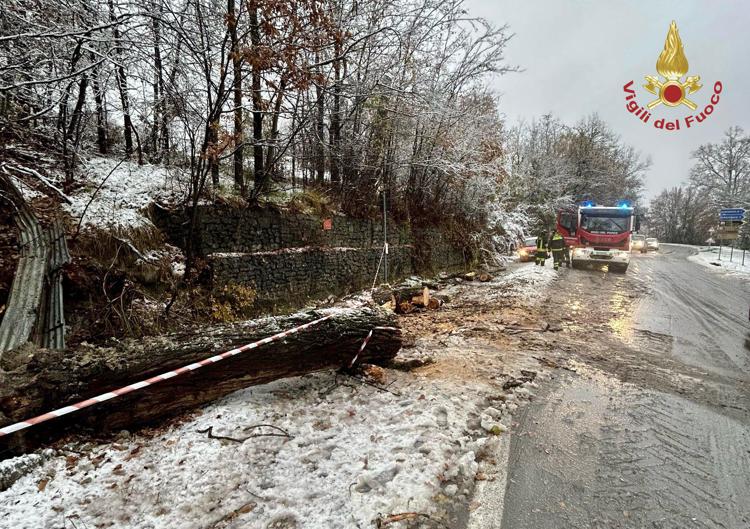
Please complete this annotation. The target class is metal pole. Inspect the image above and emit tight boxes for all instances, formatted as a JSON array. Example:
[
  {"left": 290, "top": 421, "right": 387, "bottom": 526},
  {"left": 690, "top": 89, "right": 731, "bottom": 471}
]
[
  {"left": 731, "top": 243, "right": 734, "bottom": 262},
  {"left": 743, "top": 249, "right": 746, "bottom": 267},
  {"left": 718, "top": 243, "right": 722, "bottom": 260},
  {"left": 382, "top": 189, "right": 388, "bottom": 283}
]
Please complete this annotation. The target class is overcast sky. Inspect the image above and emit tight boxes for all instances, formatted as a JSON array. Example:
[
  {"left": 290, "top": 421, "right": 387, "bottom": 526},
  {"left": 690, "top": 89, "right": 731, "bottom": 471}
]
[{"left": 465, "top": 0, "right": 750, "bottom": 201}]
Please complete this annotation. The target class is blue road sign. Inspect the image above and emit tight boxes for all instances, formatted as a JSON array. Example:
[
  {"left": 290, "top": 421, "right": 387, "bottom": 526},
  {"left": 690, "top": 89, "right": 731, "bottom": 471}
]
[{"left": 720, "top": 208, "right": 745, "bottom": 221}]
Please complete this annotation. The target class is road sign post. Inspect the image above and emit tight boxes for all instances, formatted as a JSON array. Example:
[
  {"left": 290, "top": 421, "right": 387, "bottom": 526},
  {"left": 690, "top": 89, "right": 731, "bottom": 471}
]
[
  {"left": 717, "top": 209, "right": 744, "bottom": 262},
  {"left": 719, "top": 208, "right": 746, "bottom": 221}
]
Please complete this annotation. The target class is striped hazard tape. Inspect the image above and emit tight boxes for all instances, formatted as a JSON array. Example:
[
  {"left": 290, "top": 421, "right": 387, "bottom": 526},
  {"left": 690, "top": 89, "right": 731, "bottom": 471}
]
[
  {"left": 347, "top": 326, "right": 399, "bottom": 368},
  {"left": 0, "top": 314, "right": 335, "bottom": 438},
  {"left": 348, "top": 329, "right": 373, "bottom": 368}
]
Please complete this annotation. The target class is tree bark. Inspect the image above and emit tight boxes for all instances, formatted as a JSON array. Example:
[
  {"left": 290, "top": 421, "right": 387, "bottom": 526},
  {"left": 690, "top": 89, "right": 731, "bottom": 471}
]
[
  {"left": 90, "top": 59, "right": 108, "bottom": 155},
  {"left": 315, "top": 76, "right": 326, "bottom": 183},
  {"left": 265, "top": 78, "right": 286, "bottom": 179},
  {"left": 109, "top": 0, "right": 134, "bottom": 156},
  {"left": 209, "top": 123, "right": 220, "bottom": 187},
  {"left": 66, "top": 74, "right": 88, "bottom": 140},
  {"left": 0, "top": 307, "right": 401, "bottom": 452},
  {"left": 330, "top": 37, "right": 342, "bottom": 185},
  {"left": 249, "top": 2, "right": 264, "bottom": 194},
  {"left": 151, "top": 1, "right": 164, "bottom": 158},
  {"left": 163, "top": 37, "right": 182, "bottom": 163},
  {"left": 58, "top": 38, "right": 87, "bottom": 184},
  {"left": 228, "top": 0, "right": 244, "bottom": 193}
]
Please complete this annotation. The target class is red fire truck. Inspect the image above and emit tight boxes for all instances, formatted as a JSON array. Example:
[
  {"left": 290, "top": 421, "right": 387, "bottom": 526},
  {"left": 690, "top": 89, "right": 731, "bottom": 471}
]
[{"left": 556, "top": 201, "right": 640, "bottom": 273}]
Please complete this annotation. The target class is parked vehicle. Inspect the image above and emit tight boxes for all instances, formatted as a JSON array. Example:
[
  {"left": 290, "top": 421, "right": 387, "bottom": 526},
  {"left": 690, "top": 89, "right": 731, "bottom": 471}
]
[
  {"left": 518, "top": 237, "right": 538, "bottom": 262},
  {"left": 631, "top": 234, "right": 646, "bottom": 252},
  {"left": 645, "top": 238, "right": 660, "bottom": 252}
]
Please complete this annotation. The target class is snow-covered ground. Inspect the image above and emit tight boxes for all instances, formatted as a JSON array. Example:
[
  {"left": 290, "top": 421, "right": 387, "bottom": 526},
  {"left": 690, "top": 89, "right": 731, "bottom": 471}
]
[
  {"left": 7, "top": 175, "right": 45, "bottom": 201},
  {"left": 1, "top": 361, "right": 535, "bottom": 529},
  {"left": 2, "top": 372, "right": 491, "bottom": 529},
  {"left": 64, "top": 157, "right": 186, "bottom": 231},
  {"left": 0, "top": 266, "right": 554, "bottom": 529},
  {"left": 496, "top": 262, "right": 558, "bottom": 299},
  {"left": 441, "top": 261, "right": 558, "bottom": 306},
  {"left": 686, "top": 245, "right": 750, "bottom": 277}
]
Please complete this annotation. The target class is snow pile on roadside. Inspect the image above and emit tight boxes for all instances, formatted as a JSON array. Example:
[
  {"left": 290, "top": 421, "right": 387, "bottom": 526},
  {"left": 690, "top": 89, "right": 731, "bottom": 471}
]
[
  {"left": 1, "top": 370, "right": 496, "bottom": 529},
  {"left": 64, "top": 157, "right": 186, "bottom": 230},
  {"left": 687, "top": 245, "right": 750, "bottom": 277},
  {"left": 443, "top": 264, "right": 557, "bottom": 306},
  {"left": 499, "top": 263, "right": 558, "bottom": 300}
]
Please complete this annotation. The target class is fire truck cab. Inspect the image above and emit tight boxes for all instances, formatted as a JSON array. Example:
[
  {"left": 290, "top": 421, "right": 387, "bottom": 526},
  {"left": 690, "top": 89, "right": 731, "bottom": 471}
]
[{"left": 556, "top": 201, "right": 639, "bottom": 273}]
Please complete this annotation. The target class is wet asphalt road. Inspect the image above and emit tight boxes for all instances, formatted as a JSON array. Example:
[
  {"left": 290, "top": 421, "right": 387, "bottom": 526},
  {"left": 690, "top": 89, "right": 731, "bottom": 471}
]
[
  {"left": 630, "top": 246, "right": 750, "bottom": 378},
  {"left": 499, "top": 245, "right": 750, "bottom": 529}
]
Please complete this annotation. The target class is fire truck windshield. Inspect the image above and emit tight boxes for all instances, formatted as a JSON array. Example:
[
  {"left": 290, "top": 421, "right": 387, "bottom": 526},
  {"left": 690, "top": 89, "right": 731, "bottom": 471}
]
[{"left": 580, "top": 214, "right": 630, "bottom": 234}]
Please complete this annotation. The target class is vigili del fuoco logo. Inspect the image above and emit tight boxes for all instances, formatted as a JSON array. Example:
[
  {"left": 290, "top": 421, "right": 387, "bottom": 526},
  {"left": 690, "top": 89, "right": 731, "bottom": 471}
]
[{"left": 623, "top": 21, "right": 723, "bottom": 131}]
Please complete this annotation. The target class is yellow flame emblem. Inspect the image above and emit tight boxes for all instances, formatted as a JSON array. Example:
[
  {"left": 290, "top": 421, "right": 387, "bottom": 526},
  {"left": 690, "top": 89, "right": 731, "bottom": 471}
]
[{"left": 644, "top": 21, "right": 702, "bottom": 110}]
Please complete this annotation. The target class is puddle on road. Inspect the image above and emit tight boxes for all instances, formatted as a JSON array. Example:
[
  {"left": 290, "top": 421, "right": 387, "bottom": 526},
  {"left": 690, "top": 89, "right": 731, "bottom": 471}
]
[
  {"left": 553, "top": 269, "right": 646, "bottom": 345},
  {"left": 607, "top": 290, "right": 633, "bottom": 338}
]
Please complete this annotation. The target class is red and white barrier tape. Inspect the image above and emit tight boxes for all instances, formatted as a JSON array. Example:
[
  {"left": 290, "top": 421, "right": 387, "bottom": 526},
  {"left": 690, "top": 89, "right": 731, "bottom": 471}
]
[
  {"left": 0, "top": 314, "right": 335, "bottom": 438},
  {"left": 348, "top": 330, "right": 373, "bottom": 368},
  {"left": 347, "top": 326, "right": 399, "bottom": 368}
]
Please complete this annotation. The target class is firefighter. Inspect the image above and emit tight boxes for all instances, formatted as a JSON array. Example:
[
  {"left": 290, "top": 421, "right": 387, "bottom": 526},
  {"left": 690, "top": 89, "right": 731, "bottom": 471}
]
[
  {"left": 535, "top": 232, "right": 548, "bottom": 266},
  {"left": 549, "top": 229, "right": 565, "bottom": 270},
  {"left": 563, "top": 237, "right": 571, "bottom": 268}
]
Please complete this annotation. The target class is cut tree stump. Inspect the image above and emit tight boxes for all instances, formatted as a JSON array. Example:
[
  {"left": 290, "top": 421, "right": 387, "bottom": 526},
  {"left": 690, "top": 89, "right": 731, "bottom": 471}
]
[
  {"left": 0, "top": 307, "right": 401, "bottom": 453},
  {"left": 372, "top": 281, "right": 449, "bottom": 314}
]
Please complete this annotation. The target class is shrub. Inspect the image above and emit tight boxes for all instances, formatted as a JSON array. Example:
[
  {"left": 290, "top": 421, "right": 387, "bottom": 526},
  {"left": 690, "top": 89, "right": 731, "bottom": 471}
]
[{"left": 210, "top": 282, "right": 257, "bottom": 322}]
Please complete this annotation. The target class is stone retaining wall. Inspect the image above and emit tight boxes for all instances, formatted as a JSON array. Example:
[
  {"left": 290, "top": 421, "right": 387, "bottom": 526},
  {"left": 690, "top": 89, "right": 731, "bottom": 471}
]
[
  {"left": 209, "top": 246, "right": 415, "bottom": 310},
  {"left": 152, "top": 204, "right": 467, "bottom": 310}
]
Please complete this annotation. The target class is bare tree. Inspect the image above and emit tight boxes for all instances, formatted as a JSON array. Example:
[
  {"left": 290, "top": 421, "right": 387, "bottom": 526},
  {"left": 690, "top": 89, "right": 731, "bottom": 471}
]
[
  {"left": 689, "top": 126, "right": 750, "bottom": 208},
  {"left": 649, "top": 186, "right": 713, "bottom": 244},
  {"left": 227, "top": 0, "right": 244, "bottom": 192}
]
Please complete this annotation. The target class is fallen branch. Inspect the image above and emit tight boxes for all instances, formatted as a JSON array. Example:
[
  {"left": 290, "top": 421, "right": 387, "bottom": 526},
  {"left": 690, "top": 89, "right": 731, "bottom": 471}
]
[
  {"left": 197, "top": 424, "right": 292, "bottom": 443},
  {"left": 112, "top": 235, "right": 154, "bottom": 263},
  {"left": 501, "top": 378, "right": 524, "bottom": 391},
  {"left": 340, "top": 370, "right": 401, "bottom": 397},
  {"left": 243, "top": 424, "right": 292, "bottom": 439},
  {"left": 533, "top": 356, "right": 577, "bottom": 372},
  {"left": 375, "top": 512, "right": 432, "bottom": 527},
  {"left": 504, "top": 325, "right": 544, "bottom": 333},
  {"left": 204, "top": 499, "right": 257, "bottom": 529},
  {"left": 1, "top": 163, "right": 71, "bottom": 204},
  {"left": 318, "top": 374, "right": 359, "bottom": 398},
  {"left": 388, "top": 357, "right": 436, "bottom": 371}
]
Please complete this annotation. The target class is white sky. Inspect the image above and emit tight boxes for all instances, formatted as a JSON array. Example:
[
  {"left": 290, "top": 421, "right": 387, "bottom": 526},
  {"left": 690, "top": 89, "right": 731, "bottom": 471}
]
[{"left": 466, "top": 0, "right": 750, "bottom": 200}]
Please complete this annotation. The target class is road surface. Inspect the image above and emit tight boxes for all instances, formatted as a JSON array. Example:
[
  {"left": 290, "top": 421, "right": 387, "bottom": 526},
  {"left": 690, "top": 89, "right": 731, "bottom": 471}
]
[{"left": 498, "top": 245, "right": 750, "bottom": 529}]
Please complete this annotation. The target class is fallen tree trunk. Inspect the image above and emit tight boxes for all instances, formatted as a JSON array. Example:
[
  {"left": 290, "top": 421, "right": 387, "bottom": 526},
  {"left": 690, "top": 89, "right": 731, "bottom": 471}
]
[{"left": 0, "top": 307, "right": 401, "bottom": 453}]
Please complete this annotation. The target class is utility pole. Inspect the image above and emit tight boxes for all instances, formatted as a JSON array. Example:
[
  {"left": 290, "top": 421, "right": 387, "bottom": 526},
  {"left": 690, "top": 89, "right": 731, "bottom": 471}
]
[{"left": 382, "top": 187, "right": 388, "bottom": 283}]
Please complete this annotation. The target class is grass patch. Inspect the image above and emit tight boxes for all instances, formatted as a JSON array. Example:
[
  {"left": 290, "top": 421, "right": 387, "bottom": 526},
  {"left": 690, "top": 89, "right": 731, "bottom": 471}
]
[{"left": 285, "top": 189, "right": 335, "bottom": 218}]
